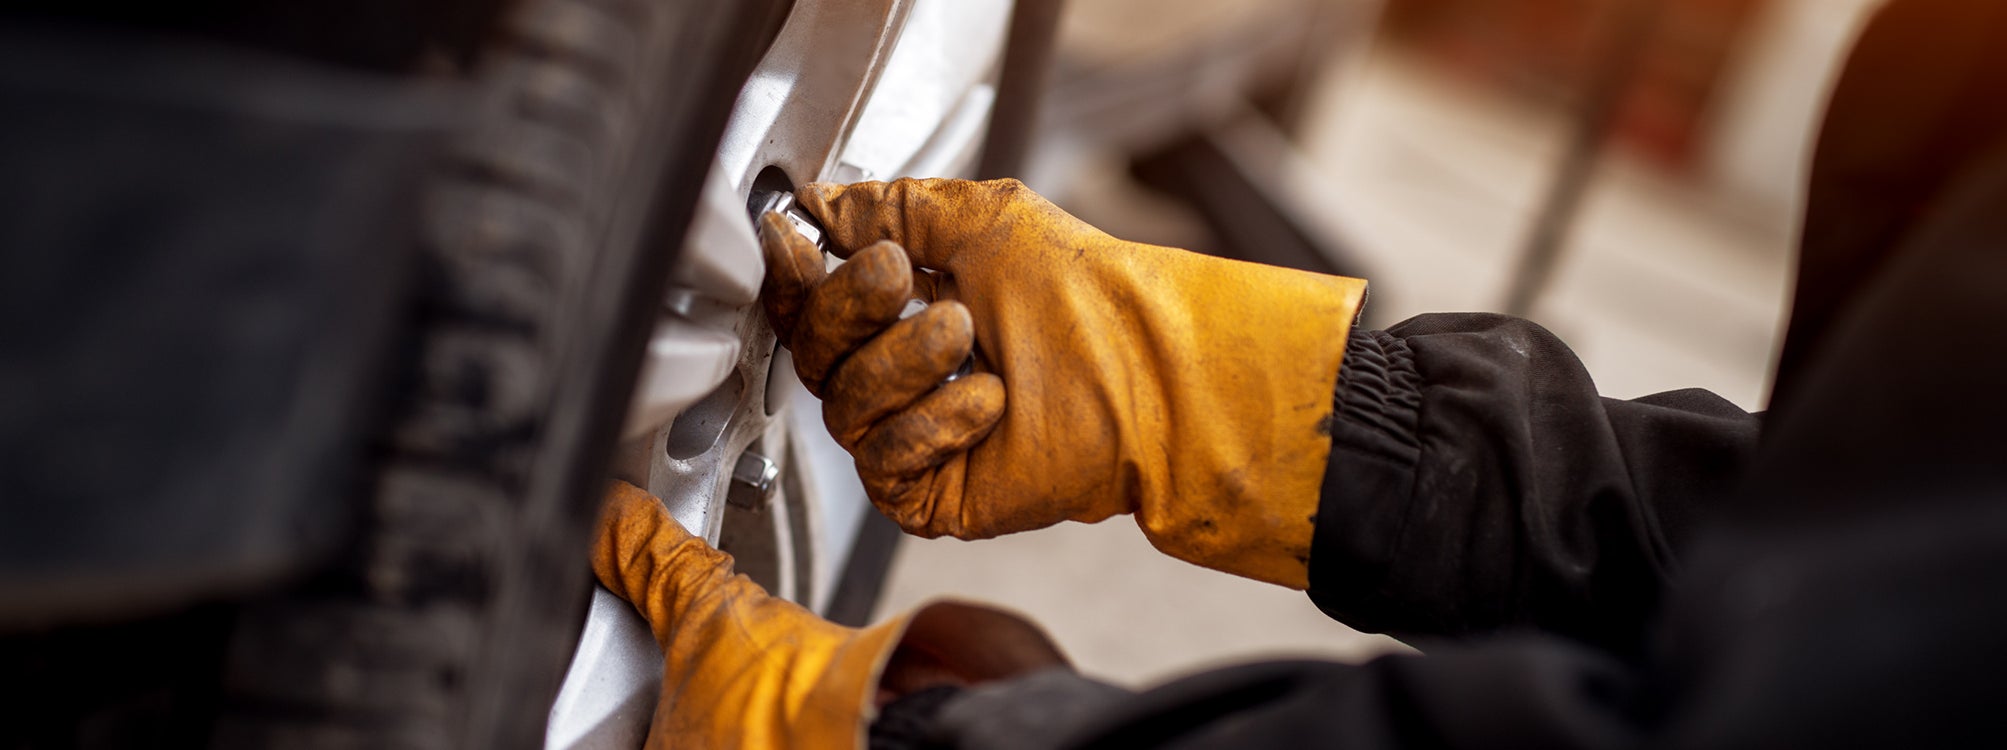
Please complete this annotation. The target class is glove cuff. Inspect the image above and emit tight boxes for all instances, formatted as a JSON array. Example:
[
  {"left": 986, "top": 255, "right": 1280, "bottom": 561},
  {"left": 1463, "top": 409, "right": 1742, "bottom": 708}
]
[{"left": 1135, "top": 263, "right": 1368, "bottom": 589}]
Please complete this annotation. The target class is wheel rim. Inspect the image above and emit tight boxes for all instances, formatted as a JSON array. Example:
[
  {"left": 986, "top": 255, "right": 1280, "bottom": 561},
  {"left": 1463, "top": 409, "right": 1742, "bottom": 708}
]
[{"left": 544, "top": 1, "right": 1017, "bottom": 746}]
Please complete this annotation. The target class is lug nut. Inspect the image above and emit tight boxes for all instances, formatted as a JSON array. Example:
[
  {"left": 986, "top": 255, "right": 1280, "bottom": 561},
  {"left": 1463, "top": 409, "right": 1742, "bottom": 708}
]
[{"left": 727, "top": 451, "right": 780, "bottom": 509}]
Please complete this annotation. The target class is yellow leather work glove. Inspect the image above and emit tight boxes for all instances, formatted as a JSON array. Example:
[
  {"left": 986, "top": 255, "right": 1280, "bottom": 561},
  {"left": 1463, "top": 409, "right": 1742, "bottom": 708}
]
[
  {"left": 760, "top": 178, "right": 1368, "bottom": 589},
  {"left": 593, "top": 481, "right": 1065, "bottom": 749}
]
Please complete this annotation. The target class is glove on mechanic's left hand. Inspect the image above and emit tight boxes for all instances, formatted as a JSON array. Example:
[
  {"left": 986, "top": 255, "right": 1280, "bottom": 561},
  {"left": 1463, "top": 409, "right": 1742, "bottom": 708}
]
[
  {"left": 760, "top": 178, "right": 1367, "bottom": 589},
  {"left": 593, "top": 481, "right": 1066, "bottom": 749}
]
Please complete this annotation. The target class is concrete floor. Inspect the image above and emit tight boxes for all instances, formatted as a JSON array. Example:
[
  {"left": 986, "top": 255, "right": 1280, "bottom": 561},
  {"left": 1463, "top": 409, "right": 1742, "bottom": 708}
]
[{"left": 873, "top": 27, "right": 1821, "bottom": 687}]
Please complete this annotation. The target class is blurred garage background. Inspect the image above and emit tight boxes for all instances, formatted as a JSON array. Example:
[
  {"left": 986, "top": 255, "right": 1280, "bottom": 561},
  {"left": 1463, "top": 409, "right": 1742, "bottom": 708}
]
[{"left": 873, "top": 0, "right": 1887, "bottom": 686}]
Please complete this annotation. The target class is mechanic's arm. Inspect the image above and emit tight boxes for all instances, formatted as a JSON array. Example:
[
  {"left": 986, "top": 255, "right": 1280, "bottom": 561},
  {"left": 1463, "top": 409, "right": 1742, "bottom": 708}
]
[{"left": 774, "top": 178, "right": 1756, "bottom": 642}]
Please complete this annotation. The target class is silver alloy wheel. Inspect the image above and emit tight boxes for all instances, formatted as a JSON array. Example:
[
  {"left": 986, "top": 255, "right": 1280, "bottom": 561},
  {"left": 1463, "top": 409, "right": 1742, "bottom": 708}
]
[{"left": 544, "top": 1, "right": 1017, "bottom": 746}]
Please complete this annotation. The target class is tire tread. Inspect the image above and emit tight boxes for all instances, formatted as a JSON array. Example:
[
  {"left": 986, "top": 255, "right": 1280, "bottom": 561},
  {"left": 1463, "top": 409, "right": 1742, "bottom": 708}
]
[{"left": 213, "top": 0, "right": 662, "bottom": 746}]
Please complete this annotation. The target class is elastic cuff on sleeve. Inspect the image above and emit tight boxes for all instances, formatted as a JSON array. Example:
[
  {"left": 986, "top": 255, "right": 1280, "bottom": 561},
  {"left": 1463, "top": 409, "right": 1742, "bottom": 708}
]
[
  {"left": 1308, "top": 330, "right": 1426, "bottom": 632},
  {"left": 1333, "top": 330, "right": 1424, "bottom": 458}
]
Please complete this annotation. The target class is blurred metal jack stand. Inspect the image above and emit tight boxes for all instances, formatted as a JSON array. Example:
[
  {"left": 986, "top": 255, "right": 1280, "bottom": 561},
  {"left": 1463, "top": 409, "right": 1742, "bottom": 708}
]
[
  {"left": 1499, "top": 0, "right": 1666, "bottom": 317},
  {"left": 1029, "top": 0, "right": 1385, "bottom": 319}
]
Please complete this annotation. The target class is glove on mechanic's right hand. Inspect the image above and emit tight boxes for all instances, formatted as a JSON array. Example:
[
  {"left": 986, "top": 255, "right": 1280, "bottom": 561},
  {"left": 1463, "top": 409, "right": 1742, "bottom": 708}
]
[{"left": 761, "top": 178, "right": 1367, "bottom": 588}]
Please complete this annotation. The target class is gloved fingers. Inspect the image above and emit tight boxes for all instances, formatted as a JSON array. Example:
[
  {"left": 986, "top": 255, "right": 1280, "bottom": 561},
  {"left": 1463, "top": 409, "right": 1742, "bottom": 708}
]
[
  {"left": 758, "top": 210, "right": 827, "bottom": 343},
  {"left": 792, "top": 240, "right": 913, "bottom": 393},
  {"left": 854, "top": 373, "right": 1004, "bottom": 479},
  {"left": 866, "top": 461, "right": 986, "bottom": 539},
  {"left": 797, "top": 178, "right": 1044, "bottom": 271},
  {"left": 823, "top": 301, "right": 977, "bottom": 448}
]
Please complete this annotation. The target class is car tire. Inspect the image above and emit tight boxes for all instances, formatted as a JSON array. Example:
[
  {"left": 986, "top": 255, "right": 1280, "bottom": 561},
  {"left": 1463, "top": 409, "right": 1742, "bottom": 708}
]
[{"left": 211, "top": 1, "right": 791, "bottom": 747}]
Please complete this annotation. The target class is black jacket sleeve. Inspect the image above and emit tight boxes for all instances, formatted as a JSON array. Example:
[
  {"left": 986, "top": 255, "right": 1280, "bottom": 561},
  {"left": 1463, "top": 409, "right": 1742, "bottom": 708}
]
[
  {"left": 1055, "top": 486, "right": 2007, "bottom": 750},
  {"left": 1308, "top": 314, "right": 1759, "bottom": 652}
]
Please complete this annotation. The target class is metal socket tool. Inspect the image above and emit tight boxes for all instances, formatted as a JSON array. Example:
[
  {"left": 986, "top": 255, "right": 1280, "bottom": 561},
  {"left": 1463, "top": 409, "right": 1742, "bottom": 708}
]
[{"left": 749, "top": 190, "right": 825, "bottom": 251}]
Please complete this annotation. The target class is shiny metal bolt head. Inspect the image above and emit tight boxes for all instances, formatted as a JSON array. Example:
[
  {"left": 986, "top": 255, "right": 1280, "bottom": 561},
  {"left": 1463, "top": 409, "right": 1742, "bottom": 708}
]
[{"left": 727, "top": 451, "right": 780, "bottom": 509}]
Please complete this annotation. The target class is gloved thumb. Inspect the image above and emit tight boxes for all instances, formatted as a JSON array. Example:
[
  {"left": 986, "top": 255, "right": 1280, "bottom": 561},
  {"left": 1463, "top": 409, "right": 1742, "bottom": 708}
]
[{"left": 591, "top": 481, "right": 731, "bottom": 650}]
